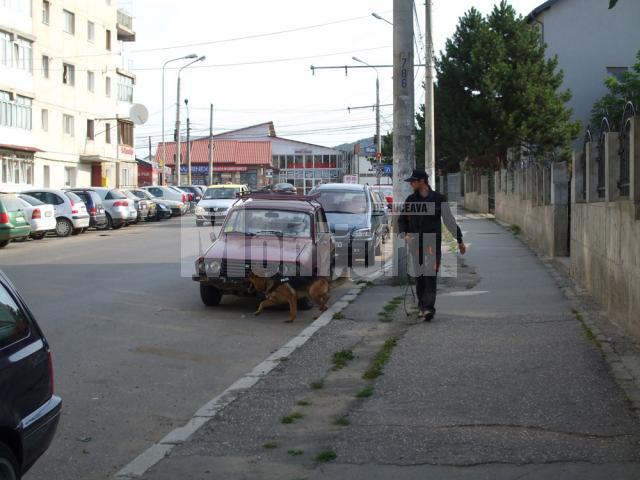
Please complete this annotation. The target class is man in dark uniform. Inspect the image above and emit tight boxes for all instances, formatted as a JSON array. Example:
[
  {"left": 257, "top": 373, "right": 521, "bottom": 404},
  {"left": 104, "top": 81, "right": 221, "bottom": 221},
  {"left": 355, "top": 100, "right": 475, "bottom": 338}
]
[{"left": 398, "top": 169, "right": 466, "bottom": 321}]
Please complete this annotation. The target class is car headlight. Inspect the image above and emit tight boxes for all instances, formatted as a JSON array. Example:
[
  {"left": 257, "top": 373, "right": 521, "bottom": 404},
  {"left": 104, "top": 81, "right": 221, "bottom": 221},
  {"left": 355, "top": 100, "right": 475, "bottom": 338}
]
[
  {"left": 207, "top": 260, "right": 221, "bottom": 275},
  {"left": 282, "top": 263, "right": 296, "bottom": 276},
  {"left": 195, "top": 206, "right": 205, "bottom": 214},
  {"left": 352, "top": 228, "right": 373, "bottom": 238}
]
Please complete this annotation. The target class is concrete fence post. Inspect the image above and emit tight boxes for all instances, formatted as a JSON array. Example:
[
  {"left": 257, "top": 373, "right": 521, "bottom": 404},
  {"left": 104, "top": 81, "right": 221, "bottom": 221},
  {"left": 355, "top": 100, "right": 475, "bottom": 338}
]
[
  {"left": 632, "top": 117, "right": 640, "bottom": 219},
  {"left": 586, "top": 142, "right": 599, "bottom": 203},
  {"left": 572, "top": 150, "right": 584, "bottom": 204},
  {"left": 605, "top": 132, "right": 621, "bottom": 203},
  {"left": 551, "top": 161, "right": 568, "bottom": 206}
]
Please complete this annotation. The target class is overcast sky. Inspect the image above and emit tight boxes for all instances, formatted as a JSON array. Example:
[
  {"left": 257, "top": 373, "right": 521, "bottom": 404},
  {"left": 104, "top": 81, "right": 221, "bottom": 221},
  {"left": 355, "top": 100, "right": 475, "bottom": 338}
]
[{"left": 126, "top": 0, "right": 543, "bottom": 156}]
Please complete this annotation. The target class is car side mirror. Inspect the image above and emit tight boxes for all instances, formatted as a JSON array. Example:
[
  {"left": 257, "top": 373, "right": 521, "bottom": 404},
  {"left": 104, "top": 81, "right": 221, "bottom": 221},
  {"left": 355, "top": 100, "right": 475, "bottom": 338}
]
[{"left": 210, "top": 231, "right": 217, "bottom": 242}]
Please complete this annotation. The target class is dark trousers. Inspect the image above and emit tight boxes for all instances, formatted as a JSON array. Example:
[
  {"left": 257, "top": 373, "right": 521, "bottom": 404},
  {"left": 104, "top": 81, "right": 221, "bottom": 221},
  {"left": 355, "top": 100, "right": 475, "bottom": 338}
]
[{"left": 416, "top": 273, "right": 438, "bottom": 312}]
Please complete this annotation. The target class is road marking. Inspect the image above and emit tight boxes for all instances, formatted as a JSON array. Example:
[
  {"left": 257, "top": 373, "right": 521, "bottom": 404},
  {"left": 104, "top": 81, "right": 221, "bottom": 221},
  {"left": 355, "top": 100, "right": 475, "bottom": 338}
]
[{"left": 114, "top": 275, "right": 377, "bottom": 478}]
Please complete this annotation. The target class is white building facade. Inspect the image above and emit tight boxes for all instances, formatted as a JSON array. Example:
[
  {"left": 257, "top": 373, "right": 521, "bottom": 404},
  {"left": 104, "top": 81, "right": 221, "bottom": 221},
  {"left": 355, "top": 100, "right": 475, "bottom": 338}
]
[
  {"left": 528, "top": 0, "right": 640, "bottom": 139},
  {"left": 0, "top": 0, "right": 137, "bottom": 191}
]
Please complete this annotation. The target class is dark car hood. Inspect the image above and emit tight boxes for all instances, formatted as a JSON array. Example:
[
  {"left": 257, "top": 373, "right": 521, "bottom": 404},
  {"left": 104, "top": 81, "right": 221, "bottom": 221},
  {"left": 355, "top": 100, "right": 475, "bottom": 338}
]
[
  {"left": 325, "top": 212, "right": 369, "bottom": 235},
  {"left": 205, "top": 235, "right": 312, "bottom": 264}
]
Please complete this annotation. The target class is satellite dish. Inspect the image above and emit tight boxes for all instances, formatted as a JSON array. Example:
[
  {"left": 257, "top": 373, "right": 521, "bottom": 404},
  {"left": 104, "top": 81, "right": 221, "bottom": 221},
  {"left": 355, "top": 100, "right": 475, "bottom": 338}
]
[{"left": 129, "top": 104, "right": 149, "bottom": 125}]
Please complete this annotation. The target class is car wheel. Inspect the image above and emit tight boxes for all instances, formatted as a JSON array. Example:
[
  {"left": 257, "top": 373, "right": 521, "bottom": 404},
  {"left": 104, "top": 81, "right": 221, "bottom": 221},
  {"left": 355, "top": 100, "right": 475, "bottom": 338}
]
[
  {"left": 0, "top": 442, "right": 19, "bottom": 480},
  {"left": 105, "top": 213, "right": 113, "bottom": 230},
  {"left": 297, "top": 297, "right": 313, "bottom": 311},
  {"left": 196, "top": 220, "right": 204, "bottom": 227},
  {"left": 55, "top": 218, "right": 73, "bottom": 237},
  {"left": 71, "top": 228, "right": 82, "bottom": 235},
  {"left": 0, "top": 240, "right": 9, "bottom": 248},
  {"left": 200, "top": 284, "right": 222, "bottom": 306},
  {"left": 31, "top": 232, "right": 46, "bottom": 240},
  {"left": 112, "top": 223, "right": 124, "bottom": 230}
]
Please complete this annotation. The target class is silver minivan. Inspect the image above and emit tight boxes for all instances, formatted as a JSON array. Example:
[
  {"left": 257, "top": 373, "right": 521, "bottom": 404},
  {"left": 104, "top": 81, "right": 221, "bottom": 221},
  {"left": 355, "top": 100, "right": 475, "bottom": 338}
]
[{"left": 91, "top": 187, "right": 137, "bottom": 229}]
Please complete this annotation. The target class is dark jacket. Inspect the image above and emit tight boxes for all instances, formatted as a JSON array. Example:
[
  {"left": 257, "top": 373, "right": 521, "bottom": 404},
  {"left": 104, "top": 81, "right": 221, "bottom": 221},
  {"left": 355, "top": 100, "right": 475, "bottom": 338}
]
[{"left": 398, "top": 188, "right": 463, "bottom": 261}]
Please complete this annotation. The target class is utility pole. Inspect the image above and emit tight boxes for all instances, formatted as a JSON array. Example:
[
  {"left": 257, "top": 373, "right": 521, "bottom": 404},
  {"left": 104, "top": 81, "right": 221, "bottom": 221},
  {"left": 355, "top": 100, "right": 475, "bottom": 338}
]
[
  {"left": 148, "top": 136, "right": 152, "bottom": 185},
  {"left": 425, "top": 0, "right": 436, "bottom": 183},
  {"left": 376, "top": 74, "right": 381, "bottom": 185},
  {"left": 175, "top": 75, "right": 182, "bottom": 186},
  {"left": 209, "top": 103, "right": 213, "bottom": 186},
  {"left": 393, "top": 0, "right": 414, "bottom": 278},
  {"left": 186, "top": 116, "right": 191, "bottom": 185}
]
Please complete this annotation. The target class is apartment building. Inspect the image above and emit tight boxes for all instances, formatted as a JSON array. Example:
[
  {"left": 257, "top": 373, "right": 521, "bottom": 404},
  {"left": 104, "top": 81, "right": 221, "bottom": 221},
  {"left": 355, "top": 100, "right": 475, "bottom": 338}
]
[{"left": 0, "top": 0, "right": 137, "bottom": 191}]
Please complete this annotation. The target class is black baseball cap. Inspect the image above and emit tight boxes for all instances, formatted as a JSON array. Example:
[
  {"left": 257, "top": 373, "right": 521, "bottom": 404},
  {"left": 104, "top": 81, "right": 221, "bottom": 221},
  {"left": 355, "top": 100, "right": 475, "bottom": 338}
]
[{"left": 404, "top": 169, "right": 429, "bottom": 182}]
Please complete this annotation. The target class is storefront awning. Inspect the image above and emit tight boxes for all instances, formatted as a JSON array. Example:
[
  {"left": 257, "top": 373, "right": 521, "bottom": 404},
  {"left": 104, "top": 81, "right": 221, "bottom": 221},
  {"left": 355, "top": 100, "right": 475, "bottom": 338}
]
[{"left": 0, "top": 144, "right": 42, "bottom": 153}]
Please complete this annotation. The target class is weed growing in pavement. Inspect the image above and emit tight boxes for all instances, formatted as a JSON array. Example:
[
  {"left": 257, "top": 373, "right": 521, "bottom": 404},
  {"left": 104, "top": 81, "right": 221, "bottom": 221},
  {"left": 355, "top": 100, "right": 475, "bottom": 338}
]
[
  {"left": 290, "top": 411, "right": 304, "bottom": 420},
  {"left": 315, "top": 450, "right": 337, "bottom": 462},
  {"left": 297, "top": 399, "right": 312, "bottom": 406},
  {"left": 310, "top": 380, "right": 324, "bottom": 390},
  {"left": 356, "top": 384, "right": 374, "bottom": 398},
  {"left": 363, "top": 337, "right": 398, "bottom": 380},
  {"left": 281, "top": 416, "right": 294, "bottom": 424},
  {"left": 262, "top": 442, "right": 277, "bottom": 449},
  {"left": 572, "top": 309, "right": 599, "bottom": 348},
  {"left": 378, "top": 296, "right": 403, "bottom": 322},
  {"left": 288, "top": 449, "right": 304, "bottom": 456},
  {"left": 331, "top": 350, "right": 354, "bottom": 370},
  {"left": 510, "top": 224, "right": 522, "bottom": 235},
  {"left": 333, "top": 312, "right": 345, "bottom": 320},
  {"left": 281, "top": 412, "right": 303, "bottom": 424},
  {"left": 334, "top": 416, "right": 350, "bottom": 426}
]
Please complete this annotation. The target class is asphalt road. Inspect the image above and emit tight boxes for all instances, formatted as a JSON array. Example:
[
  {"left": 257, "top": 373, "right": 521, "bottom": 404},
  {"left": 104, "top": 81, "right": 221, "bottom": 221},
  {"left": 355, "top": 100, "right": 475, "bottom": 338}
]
[{"left": 0, "top": 217, "right": 362, "bottom": 480}]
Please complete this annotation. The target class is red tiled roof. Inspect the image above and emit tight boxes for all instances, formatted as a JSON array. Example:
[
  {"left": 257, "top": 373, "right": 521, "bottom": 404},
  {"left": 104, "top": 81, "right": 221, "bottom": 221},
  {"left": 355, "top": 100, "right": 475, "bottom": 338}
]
[{"left": 156, "top": 139, "right": 271, "bottom": 167}]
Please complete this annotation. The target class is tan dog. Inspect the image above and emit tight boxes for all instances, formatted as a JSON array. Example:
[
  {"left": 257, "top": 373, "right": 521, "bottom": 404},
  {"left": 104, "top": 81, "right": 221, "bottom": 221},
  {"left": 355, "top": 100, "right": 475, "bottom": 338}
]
[{"left": 248, "top": 272, "right": 330, "bottom": 323}]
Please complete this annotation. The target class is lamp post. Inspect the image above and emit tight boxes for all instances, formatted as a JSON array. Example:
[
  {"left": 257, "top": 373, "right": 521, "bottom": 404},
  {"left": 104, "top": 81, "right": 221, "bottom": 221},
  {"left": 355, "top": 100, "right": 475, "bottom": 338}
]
[
  {"left": 175, "top": 55, "right": 205, "bottom": 186},
  {"left": 162, "top": 54, "right": 197, "bottom": 185},
  {"left": 352, "top": 56, "right": 381, "bottom": 185},
  {"left": 185, "top": 98, "right": 191, "bottom": 185}
]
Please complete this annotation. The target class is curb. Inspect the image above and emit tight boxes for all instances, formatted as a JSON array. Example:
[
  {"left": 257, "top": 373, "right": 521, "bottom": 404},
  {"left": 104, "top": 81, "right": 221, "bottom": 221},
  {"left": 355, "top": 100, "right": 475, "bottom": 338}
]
[{"left": 114, "top": 282, "right": 370, "bottom": 478}]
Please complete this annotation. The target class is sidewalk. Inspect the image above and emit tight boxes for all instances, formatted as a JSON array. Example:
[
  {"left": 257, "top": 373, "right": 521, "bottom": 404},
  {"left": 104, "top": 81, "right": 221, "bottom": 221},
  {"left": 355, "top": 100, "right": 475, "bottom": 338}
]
[{"left": 135, "top": 212, "right": 640, "bottom": 480}]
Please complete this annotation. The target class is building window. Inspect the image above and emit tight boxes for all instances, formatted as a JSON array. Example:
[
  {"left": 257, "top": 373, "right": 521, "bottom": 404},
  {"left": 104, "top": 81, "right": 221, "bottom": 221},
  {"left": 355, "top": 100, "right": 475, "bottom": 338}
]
[
  {"left": 105, "top": 76, "right": 111, "bottom": 97},
  {"left": 63, "top": 63, "right": 75, "bottom": 85},
  {"left": 42, "top": 55, "right": 49, "bottom": 78},
  {"left": 105, "top": 122, "right": 111, "bottom": 143},
  {"left": 42, "top": 1, "right": 50, "bottom": 24},
  {"left": 63, "top": 9, "right": 75, "bottom": 34},
  {"left": 41, "top": 108, "right": 48, "bottom": 131},
  {"left": 86, "top": 119, "right": 94, "bottom": 140},
  {"left": 117, "top": 74, "right": 133, "bottom": 102},
  {"left": 87, "top": 71, "right": 95, "bottom": 92},
  {"left": 0, "top": 31, "right": 10, "bottom": 67},
  {"left": 63, "top": 114, "right": 74, "bottom": 136},
  {"left": 118, "top": 120, "right": 133, "bottom": 146},
  {"left": 64, "top": 167, "right": 75, "bottom": 187},
  {"left": 106, "top": 29, "right": 111, "bottom": 51},
  {"left": 12, "top": 37, "right": 33, "bottom": 73},
  {"left": 122, "top": 168, "right": 130, "bottom": 186},
  {"left": 0, "top": 91, "right": 32, "bottom": 130},
  {"left": 606, "top": 66, "right": 628, "bottom": 82},
  {"left": 0, "top": 150, "right": 34, "bottom": 186},
  {"left": 87, "top": 21, "right": 95, "bottom": 43}
]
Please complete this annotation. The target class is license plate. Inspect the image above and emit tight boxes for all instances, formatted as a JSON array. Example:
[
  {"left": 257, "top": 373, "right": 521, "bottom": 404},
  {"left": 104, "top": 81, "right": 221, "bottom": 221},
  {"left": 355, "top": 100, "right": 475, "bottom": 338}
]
[
  {"left": 16, "top": 217, "right": 25, "bottom": 223},
  {"left": 335, "top": 242, "right": 343, "bottom": 248},
  {"left": 45, "top": 211, "right": 52, "bottom": 217}
]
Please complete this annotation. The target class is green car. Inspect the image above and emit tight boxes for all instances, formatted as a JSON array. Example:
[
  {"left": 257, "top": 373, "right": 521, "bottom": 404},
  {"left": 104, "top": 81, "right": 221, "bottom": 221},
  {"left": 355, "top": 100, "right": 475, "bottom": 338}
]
[{"left": 0, "top": 194, "right": 31, "bottom": 248}]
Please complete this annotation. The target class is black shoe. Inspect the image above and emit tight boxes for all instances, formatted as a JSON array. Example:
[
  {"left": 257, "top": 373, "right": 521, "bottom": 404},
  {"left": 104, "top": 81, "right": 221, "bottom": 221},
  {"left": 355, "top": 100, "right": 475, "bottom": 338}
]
[{"left": 424, "top": 310, "right": 435, "bottom": 322}]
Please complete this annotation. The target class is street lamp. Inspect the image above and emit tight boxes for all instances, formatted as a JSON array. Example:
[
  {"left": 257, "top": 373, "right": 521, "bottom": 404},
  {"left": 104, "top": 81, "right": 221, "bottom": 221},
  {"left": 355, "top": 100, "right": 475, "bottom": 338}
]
[
  {"left": 371, "top": 12, "right": 393, "bottom": 26},
  {"left": 352, "top": 56, "right": 381, "bottom": 186},
  {"left": 161, "top": 54, "right": 197, "bottom": 185},
  {"left": 175, "top": 55, "right": 205, "bottom": 187}
]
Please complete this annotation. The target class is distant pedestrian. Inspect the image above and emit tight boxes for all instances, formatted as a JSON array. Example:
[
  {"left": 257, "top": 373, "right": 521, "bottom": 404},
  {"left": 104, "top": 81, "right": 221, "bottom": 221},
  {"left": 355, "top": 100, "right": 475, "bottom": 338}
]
[{"left": 398, "top": 169, "right": 466, "bottom": 321}]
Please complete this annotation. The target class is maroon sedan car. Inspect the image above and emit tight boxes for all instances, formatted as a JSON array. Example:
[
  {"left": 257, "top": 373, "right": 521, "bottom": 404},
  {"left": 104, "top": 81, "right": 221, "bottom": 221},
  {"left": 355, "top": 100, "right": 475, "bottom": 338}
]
[{"left": 193, "top": 194, "right": 334, "bottom": 306}]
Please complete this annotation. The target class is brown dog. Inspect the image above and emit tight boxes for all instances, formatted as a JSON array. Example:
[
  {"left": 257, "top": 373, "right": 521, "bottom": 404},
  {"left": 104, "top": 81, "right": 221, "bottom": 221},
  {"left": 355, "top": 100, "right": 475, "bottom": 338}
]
[{"left": 248, "top": 272, "right": 330, "bottom": 323}]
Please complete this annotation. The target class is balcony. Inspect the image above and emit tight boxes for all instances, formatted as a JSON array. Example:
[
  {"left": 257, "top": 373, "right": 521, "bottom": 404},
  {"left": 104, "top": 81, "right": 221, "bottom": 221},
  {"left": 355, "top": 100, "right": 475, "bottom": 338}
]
[{"left": 117, "top": 9, "right": 136, "bottom": 42}]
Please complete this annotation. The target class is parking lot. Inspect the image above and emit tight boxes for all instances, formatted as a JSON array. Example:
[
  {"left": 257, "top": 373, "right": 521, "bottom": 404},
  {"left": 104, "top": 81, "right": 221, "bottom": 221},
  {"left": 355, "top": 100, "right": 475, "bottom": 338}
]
[{"left": 0, "top": 217, "right": 376, "bottom": 480}]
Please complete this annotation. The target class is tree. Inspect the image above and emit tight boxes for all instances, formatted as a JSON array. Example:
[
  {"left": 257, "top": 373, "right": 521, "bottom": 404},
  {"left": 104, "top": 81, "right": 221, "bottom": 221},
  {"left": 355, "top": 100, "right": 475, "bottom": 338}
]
[
  {"left": 591, "top": 50, "right": 640, "bottom": 130},
  {"left": 434, "top": 1, "right": 580, "bottom": 166}
]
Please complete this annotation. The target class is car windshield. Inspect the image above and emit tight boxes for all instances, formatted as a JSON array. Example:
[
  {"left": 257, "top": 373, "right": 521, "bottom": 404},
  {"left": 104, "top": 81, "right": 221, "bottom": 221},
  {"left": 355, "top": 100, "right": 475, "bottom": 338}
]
[
  {"left": 314, "top": 190, "right": 368, "bottom": 214},
  {"left": 132, "top": 190, "right": 151, "bottom": 199},
  {"left": 64, "top": 191, "right": 84, "bottom": 204},
  {"left": 18, "top": 194, "right": 44, "bottom": 206},
  {"left": 372, "top": 186, "right": 393, "bottom": 196},
  {"left": 203, "top": 188, "right": 239, "bottom": 200},
  {"left": 108, "top": 189, "right": 127, "bottom": 200},
  {"left": 0, "top": 194, "right": 24, "bottom": 212},
  {"left": 224, "top": 209, "right": 311, "bottom": 238}
]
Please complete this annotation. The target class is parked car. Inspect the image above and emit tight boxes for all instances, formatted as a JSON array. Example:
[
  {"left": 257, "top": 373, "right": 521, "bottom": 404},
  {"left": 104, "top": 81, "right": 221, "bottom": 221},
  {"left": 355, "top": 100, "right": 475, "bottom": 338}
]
[
  {"left": 123, "top": 190, "right": 155, "bottom": 222},
  {"left": 179, "top": 186, "right": 204, "bottom": 210},
  {"left": 90, "top": 187, "right": 137, "bottom": 229},
  {"left": 194, "top": 184, "right": 249, "bottom": 226},
  {"left": 66, "top": 189, "right": 108, "bottom": 230},
  {"left": 16, "top": 194, "right": 57, "bottom": 240},
  {"left": 370, "top": 189, "right": 391, "bottom": 238},
  {"left": 142, "top": 186, "right": 189, "bottom": 213},
  {"left": 23, "top": 189, "right": 90, "bottom": 237},
  {"left": 130, "top": 188, "right": 185, "bottom": 217},
  {"left": 193, "top": 193, "right": 334, "bottom": 306},
  {"left": 0, "top": 194, "right": 31, "bottom": 248},
  {"left": 169, "top": 186, "right": 196, "bottom": 212},
  {"left": 0, "top": 270, "right": 62, "bottom": 479},
  {"left": 370, "top": 184, "right": 393, "bottom": 208},
  {"left": 309, "top": 183, "right": 385, "bottom": 267},
  {"left": 154, "top": 202, "right": 173, "bottom": 220}
]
